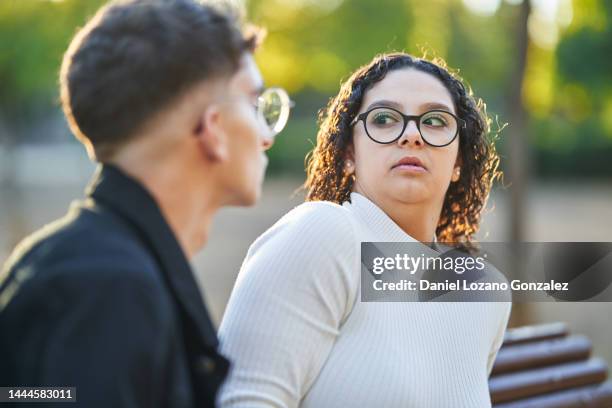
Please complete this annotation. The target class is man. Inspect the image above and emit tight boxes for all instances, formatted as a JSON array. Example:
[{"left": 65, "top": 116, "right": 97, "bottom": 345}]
[{"left": 0, "top": 0, "right": 292, "bottom": 406}]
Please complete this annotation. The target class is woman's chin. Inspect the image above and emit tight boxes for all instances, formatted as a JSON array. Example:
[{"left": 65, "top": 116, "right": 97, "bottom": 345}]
[{"left": 385, "top": 182, "right": 430, "bottom": 204}]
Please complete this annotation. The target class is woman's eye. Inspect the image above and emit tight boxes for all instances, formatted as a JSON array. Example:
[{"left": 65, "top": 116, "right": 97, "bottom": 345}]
[
  {"left": 372, "top": 113, "right": 398, "bottom": 125},
  {"left": 422, "top": 115, "right": 448, "bottom": 127}
]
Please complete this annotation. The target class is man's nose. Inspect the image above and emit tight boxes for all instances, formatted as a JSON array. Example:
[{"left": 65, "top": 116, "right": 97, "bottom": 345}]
[
  {"left": 261, "top": 136, "right": 274, "bottom": 151},
  {"left": 398, "top": 120, "right": 423, "bottom": 147}
]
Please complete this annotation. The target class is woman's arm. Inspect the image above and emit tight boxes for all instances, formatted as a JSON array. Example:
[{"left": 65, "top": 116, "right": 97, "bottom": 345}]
[
  {"left": 217, "top": 203, "right": 358, "bottom": 408},
  {"left": 487, "top": 302, "right": 512, "bottom": 376}
]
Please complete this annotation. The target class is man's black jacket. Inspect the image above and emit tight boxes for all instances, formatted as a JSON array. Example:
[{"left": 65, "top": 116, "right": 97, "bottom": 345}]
[{"left": 0, "top": 164, "right": 230, "bottom": 407}]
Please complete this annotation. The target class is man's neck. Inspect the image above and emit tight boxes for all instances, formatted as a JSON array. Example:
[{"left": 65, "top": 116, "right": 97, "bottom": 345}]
[{"left": 111, "top": 161, "right": 219, "bottom": 259}]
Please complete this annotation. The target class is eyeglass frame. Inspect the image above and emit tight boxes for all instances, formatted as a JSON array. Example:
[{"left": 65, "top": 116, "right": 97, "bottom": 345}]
[
  {"left": 350, "top": 106, "right": 466, "bottom": 147},
  {"left": 253, "top": 87, "right": 295, "bottom": 139}
]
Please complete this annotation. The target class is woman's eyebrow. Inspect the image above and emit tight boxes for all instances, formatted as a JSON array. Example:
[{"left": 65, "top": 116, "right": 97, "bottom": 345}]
[
  {"left": 365, "top": 100, "right": 403, "bottom": 111},
  {"left": 421, "top": 102, "right": 454, "bottom": 112},
  {"left": 365, "top": 100, "right": 454, "bottom": 113}
]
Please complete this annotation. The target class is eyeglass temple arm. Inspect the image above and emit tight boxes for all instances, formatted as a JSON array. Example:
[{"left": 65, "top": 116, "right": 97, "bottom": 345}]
[{"left": 349, "top": 113, "right": 363, "bottom": 127}]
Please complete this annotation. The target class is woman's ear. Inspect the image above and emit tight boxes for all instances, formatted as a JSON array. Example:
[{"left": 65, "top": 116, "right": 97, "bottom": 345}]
[
  {"left": 194, "top": 105, "right": 229, "bottom": 163},
  {"left": 345, "top": 142, "right": 356, "bottom": 163},
  {"left": 344, "top": 145, "right": 356, "bottom": 175},
  {"left": 452, "top": 153, "right": 463, "bottom": 182}
]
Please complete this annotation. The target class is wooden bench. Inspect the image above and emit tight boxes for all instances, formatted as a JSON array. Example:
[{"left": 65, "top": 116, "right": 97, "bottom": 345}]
[{"left": 490, "top": 322, "right": 612, "bottom": 407}]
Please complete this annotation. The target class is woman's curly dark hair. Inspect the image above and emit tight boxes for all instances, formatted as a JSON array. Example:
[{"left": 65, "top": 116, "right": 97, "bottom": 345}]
[{"left": 304, "top": 52, "right": 502, "bottom": 246}]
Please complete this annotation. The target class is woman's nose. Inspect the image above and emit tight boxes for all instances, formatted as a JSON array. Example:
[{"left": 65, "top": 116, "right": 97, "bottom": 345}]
[{"left": 398, "top": 120, "right": 423, "bottom": 147}]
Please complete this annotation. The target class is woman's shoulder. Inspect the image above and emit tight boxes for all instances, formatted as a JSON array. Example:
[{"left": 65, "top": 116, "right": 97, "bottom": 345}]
[
  {"left": 282, "top": 199, "right": 350, "bottom": 219},
  {"left": 249, "top": 200, "right": 358, "bottom": 255},
  {"left": 276, "top": 200, "right": 355, "bottom": 236}
]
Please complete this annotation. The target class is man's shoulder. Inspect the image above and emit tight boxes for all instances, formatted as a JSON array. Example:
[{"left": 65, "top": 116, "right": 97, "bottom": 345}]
[
  {"left": 9, "top": 199, "right": 150, "bottom": 261},
  {"left": 1, "top": 201, "right": 165, "bottom": 309},
  {"left": 0, "top": 203, "right": 180, "bottom": 395}
]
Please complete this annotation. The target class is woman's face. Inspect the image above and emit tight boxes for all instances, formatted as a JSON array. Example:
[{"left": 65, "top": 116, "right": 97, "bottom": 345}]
[{"left": 350, "top": 68, "right": 461, "bottom": 208}]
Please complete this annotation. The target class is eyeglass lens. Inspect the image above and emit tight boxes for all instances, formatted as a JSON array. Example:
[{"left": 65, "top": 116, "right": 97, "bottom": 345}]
[{"left": 258, "top": 87, "right": 292, "bottom": 136}]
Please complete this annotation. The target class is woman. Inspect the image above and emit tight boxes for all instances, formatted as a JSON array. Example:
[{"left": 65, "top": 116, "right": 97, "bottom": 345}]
[{"left": 217, "top": 53, "right": 511, "bottom": 407}]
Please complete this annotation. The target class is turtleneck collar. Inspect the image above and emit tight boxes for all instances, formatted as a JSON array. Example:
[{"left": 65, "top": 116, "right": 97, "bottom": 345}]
[{"left": 343, "top": 192, "right": 438, "bottom": 245}]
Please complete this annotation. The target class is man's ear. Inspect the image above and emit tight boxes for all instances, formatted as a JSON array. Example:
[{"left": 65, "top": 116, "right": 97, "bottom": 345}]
[{"left": 194, "top": 105, "right": 229, "bottom": 163}]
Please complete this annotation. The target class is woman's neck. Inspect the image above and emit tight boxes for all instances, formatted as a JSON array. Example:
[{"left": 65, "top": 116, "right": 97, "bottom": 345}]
[
  {"left": 382, "top": 199, "right": 439, "bottom": 243},
  {"left": 353, "top": 187, "right": 440, "bottom": 243}
]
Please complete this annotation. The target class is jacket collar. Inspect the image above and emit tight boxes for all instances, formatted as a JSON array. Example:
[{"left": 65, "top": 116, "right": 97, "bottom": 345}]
[{"left": 86, "top": 164, "right": 219, "bottom": 349}]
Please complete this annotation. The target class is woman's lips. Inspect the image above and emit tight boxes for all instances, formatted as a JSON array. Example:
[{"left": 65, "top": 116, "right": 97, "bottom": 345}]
[
  {"left": 393, "top": 163, "right": 428, "bottom": 173},
  {"left": 392, "top": 155, "right": 428, "bottom": 173}
]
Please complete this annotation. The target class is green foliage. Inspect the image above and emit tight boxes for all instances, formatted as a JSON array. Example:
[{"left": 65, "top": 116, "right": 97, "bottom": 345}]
[
  {"left": 0, "top": 0, "right": 105, "bottom": 109},
  {"left": 557, "top": 1, "right": 612, "bottom": 98},
  {"left": 0, "top": 0, "right": 611, "bottom": 178}
]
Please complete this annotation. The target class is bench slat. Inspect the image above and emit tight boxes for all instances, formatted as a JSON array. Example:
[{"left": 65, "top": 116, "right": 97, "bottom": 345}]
[
  {"left": 502, "top": 322, "right": 569, "bottom": 347},
  {"left": 490, "top": 358, "right": 608, "bottom": 404},
  {"left": 492, "top": 381, "right": 612, "bottom": 408},
  {"left": 492, "top": 335, "right": 592, "bottom": 375}
]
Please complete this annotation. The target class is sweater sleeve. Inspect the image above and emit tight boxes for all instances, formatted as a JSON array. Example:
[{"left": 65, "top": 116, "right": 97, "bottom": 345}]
[
  {"left": 217, "top": 202, "right": 359, "bottom": 408},
  {"left": 486, "top": 301, "right": 512, "bottom": 376}
]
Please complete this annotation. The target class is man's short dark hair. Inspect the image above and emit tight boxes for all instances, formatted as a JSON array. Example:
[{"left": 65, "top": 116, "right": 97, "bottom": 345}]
[{"left": 60, "top": 0, "right": 261, "bottom": 161}]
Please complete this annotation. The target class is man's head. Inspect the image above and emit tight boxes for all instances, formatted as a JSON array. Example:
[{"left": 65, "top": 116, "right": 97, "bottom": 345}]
[{"left": 60, "top": 0, "right": 277, "bottom": 206}]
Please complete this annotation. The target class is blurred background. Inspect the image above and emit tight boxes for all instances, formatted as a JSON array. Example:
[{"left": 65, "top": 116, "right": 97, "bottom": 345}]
[{"left": 1, "top": 0, "right": 611, "bottom": 363}]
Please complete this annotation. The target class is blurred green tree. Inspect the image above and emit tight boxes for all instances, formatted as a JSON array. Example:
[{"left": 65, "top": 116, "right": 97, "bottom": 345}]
[{"left": 0, "top": 0, "right": 610, "bottom": 178}]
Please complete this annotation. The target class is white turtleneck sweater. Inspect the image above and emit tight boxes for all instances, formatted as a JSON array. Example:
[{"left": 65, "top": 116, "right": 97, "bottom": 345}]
[{"left": 217, "top": 192, "right": 512, "bottom": 408}]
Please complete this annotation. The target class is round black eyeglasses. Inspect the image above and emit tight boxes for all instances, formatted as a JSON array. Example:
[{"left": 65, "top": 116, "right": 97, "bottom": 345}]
[{"left": 350, "top": 106, "right": 466, "bottom": 147}]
